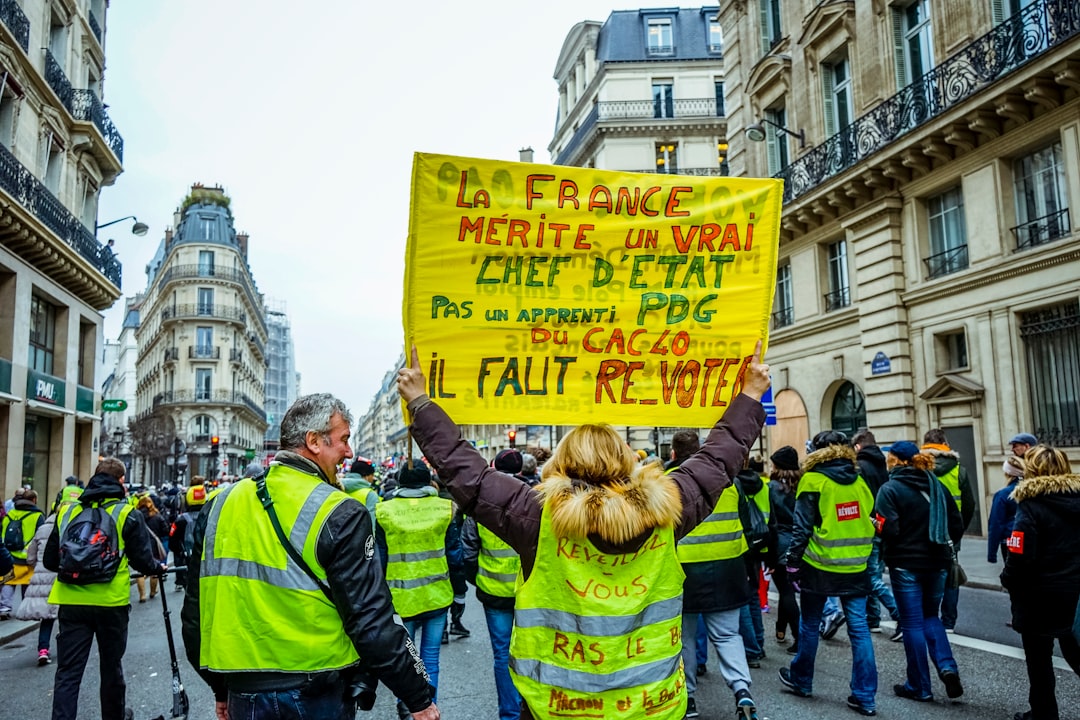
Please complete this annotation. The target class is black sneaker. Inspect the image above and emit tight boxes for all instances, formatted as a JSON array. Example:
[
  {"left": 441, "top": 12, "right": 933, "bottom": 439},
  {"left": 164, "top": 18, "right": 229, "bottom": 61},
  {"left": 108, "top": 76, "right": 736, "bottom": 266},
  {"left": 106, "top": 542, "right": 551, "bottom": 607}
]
[
  {"left": 821, "top": 613, "right": 847, "bottom": 640},
  {"left": 684, "top": 696, "right": 700, "bottom": 718},
  {"left": 777, "top": 667, "right": 811, "bottom": 697},
  {"left": 940, "top": 670, "right": 964, "bottom": 699},
  {"left": 735, "top": 689, "right": 757, "bottom": 720},
  {"left": 846, "top": 695, "right": 876, "bottom": 716},
  {"left": 889, "top": 627, "right": 904, "bottom": 642},
  {"left": 786, "top": 643, "right": 799, "bottom": 656},
  {"left": 696, "top": 664, "right": 708, "bottom": 676},
  {"left": 449, "top": 620, "right": 471, "bottom": 637},
  {"left": 746, "top": 654, "right": 761, "bottom": 669},
  {"left": 893, "top": 684, "right": 933, "bottom": 702}
]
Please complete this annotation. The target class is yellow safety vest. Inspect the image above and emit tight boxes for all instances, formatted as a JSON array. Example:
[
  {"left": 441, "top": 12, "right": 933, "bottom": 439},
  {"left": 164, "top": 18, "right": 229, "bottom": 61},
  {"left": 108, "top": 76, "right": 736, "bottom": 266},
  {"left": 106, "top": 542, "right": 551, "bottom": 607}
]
[
  {"left": 676, "top": 485, "right": 747, "bottom": 563},
  {"left": 477, "top": 523, "right": 520, "bottom": 598},
  {"left": 48, "top": 500, "right": 132, "bottom": 607},
  {"left": 58, "top": 486, "right": 83, "bottom": 509},
  {"left": 937, "top": 465, "right": 962, "bottom": 509},
  {"left": 199, "top": 466, "right": 359, "bottom": 673},
  {"left": 375, "top": 495, "right": 454, "bottom": 618},
  {"left": 2, "top": 508, "right": 41, "bottom": 561},
  {"left": 799, "top": 471, "right": 875, "bottom": 574},
  {"left": 510, "top": 508, "right": 687, "bottom": 720}
]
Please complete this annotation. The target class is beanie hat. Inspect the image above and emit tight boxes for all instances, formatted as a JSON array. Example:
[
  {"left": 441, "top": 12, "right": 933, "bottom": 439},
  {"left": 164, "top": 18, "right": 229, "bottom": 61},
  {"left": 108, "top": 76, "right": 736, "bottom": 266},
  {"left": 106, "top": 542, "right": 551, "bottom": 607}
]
[
  {"left": 242, "top": 462, "right": 264, "bottom": 479},
  {"left": 350, "top": 459, "right": 375, "bottom": 477},
  {"left": 1003, "top": 456, "right": 1025, "bottom": 479},
  {"left": 398, "top": 464, "right": 432, "bottom": 489},
  {"left": 770, "top": 446, "right": 799, "bottom": 471},
  {"left": 494, "top": 448, "right": 523, "bottom": 474},
  {"left": 889, "top": 441, "right": 921, "bottom": 462}
]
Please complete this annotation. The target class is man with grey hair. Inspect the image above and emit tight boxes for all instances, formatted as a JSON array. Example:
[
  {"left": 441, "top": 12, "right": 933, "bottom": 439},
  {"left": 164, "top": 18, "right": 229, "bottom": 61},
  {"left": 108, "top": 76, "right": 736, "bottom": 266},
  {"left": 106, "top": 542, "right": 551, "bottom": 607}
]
[{"left": 181, "top": 393, "right": 439, "bottom": 720}]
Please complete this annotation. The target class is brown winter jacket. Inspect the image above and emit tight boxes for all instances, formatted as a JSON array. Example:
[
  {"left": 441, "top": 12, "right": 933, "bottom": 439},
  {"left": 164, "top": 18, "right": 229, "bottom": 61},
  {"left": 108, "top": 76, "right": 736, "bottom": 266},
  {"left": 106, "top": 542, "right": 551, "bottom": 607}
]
[{"left": 406, "top": 393, "right": 766, "bottom": 580}]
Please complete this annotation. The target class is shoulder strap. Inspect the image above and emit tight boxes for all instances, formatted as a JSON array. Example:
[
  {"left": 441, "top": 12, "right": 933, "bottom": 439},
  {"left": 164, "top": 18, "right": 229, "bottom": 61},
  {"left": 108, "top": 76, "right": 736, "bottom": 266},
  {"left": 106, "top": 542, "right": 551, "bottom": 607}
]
[{"left": 254, "top": 477, "right": 334, "bottom": 602}]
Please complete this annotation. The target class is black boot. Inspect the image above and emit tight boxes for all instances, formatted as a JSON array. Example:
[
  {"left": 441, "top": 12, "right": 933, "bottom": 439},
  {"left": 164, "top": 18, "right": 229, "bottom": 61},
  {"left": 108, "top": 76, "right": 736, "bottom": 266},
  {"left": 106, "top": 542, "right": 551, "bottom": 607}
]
[{"left": 449, "top": 601, "right": 470, "bottom": 637}]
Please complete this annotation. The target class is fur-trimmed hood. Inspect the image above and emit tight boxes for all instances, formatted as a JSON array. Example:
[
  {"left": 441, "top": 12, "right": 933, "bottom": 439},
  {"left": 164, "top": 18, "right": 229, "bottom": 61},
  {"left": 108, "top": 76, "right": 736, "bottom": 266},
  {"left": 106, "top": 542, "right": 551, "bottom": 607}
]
[
  {"left": 1010, "top": 474, "right": 1080, "bottom": 502},
  {"left": 535, "top": 470, "right": 682, "bottom": 545},
  {"left": 802, "top": 445, "right": 860, "bottom": 485}
]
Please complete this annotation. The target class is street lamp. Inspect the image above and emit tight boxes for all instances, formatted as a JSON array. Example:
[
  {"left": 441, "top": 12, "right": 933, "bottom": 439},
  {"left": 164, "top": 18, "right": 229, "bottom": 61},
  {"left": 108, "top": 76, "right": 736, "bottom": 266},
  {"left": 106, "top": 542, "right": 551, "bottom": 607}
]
[
  {"left": 745, "top": 118, "right": 806, "bottom": 148},
  {"left": 95, "top": 215, "right": 149, "bottom": 237}
]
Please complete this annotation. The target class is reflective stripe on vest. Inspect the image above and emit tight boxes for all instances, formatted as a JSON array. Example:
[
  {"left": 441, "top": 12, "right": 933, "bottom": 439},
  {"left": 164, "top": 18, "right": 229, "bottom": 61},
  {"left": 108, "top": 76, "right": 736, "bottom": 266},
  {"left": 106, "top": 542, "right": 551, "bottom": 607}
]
[
  {"left": 676, "top": 485, "right": 747, "bottom": 563},
  {"left": 477, "top": 523, "right": 520, "bottom": 598},
  {"left": 375, "top": 495, "right": 454, "bottom": 618},
  {"left": 938, "top": 466, "right": 962, "bottom": 507},
  {"left": 199, "top": 467, "right": 359, "bottom": 673},
  {"left": 48, "top": 500, "right": 132, "bottom": 607},
  {"left": 509, "top": 508, "right": 687, "bottom": 720},
  {"left": 798, "top": 470, "right": 875, "bottom": 574}
]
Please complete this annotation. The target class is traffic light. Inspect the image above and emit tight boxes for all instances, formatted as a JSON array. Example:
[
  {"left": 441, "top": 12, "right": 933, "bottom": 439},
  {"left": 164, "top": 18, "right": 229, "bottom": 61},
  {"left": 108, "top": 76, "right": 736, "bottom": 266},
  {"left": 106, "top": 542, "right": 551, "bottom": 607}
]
[
  {"left": 210, "top": 435, "right": 220, "bottom": 459},
  {"left": 507, "top": 430, "right": 517, "bottom": 448}
]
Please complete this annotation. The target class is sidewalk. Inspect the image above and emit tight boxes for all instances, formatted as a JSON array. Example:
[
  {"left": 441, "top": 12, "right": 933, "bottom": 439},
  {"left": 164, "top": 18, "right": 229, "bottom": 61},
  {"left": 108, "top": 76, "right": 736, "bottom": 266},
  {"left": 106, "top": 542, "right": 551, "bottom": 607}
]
[
  {"left": 0, "top": 618, "right": 37, "bottom": 646},
  {"left": 957, "top": 534, "right": 1005, "bottom": 592}
]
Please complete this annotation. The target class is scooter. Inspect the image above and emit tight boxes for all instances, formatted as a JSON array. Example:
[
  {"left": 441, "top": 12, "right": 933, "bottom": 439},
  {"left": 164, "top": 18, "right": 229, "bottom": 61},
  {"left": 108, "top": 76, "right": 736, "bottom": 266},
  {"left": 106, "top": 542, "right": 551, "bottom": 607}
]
[{"left": 133, "top": 567, "right": 189, "bottom": 720}]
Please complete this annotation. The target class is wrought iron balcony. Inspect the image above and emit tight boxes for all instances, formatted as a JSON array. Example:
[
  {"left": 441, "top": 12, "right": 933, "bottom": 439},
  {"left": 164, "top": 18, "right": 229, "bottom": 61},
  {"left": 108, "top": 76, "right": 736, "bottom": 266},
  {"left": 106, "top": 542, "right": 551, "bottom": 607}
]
[
  {"left": 229, "top": 348, "right": 243, "bottom": 363},
  {"left": 248, "top": 332, "right": 266, "bottom": 361},
  {"left": 776, "top": 0, "right": 1080, "bottom": 204},
  {"left": 0, "top": 141, "right": 121, "bottom": 286},
  {"left": 154, "top": 264, "right": 265, "bottom": 332},
  {"left": 71, "top": 90, "right": 124, "bottom": 162},
  {"left": 160, "top": 304, "right": 246, "bottom": 324},
  {"left": 0, "top": 0, "right": 30, "bottom": 52},
  {"left": 824, "top": 287, "right": 851, "bottom": 312},
  {"left": 88, "top": 10, "right": 102, "bottom": 44},
  {"left": 154, "top": 389, "right": 267, "bottom": 422},
  {"left": 923, "top": 244, "right": 969, "bottom": 279},
  {"left": 1012, "top": 208, "right": 1071, "bottom": 250},
  {"left": 44, "top": 49, "right": 74, "bottom": 115},
  {"left": 646, "top": 43, "right": 674, "bottom": 57},
  {"left": 189, "top": 345, "right": 220, "bottom": 360},
  {"left": 163, "top": 347, "right": 179, "bottom": 363},
  {"left": 772, "top": 306, "right": 794, "bottom": 329}
]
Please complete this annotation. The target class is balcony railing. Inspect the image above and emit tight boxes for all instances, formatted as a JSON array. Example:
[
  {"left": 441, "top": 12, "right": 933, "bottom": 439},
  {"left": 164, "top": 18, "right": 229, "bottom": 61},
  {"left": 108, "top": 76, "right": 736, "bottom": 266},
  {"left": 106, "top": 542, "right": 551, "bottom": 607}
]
[
  {"left": 163, "top": 347, "right": 179, "bottom": 363},
  {"left": 772, "top": 307, "right": 794, "bottom": 329},
  {"left": 249, "top": 332, "right": 266, "bottom": 360},
  {"left": 597, "top": 97, "right": 723, "bottom": 121},
  {"left": 824, "top": 287, "right": 851, "bottom": 312},
  {"left": 923, "top": 244, "right": 969, "bottom": 279},
  {"left": 154, "top": 264, "right": 265, "bottom": 332},
  {"left": 154, "top": 389, "right": 267, "bottom": 422},
  {"left": 161, "top": 304, "right": 246, "bottom": 324},
  {"left": 189, "top": 345, "right": 220, "bottom": 360},
  {"left": 0, "top": 141, "right": 121, "bottom": 286},
  {"left": 87, "top": 10, "right": 102, "bottom": 43},
  {"left": 646, "top": 43, "right": 674, "bottom": 56},
  {"left": 0, "top": 0, "right": 30, "bottom": 52},
  {"left": 1012, "top": 208, "right": 1071, "bottom": 250},
  {"left": 229, "top": 348, "right": 243, "bottom": 363},
  {"left": 776, "top": 0, "right": 1080, "bottom": 204},
  {"left": 44, "top": 49, "right": 73, "bottom": 114},
  {"left": 71, "top": 90, "right": 124, "bottom": 162}
]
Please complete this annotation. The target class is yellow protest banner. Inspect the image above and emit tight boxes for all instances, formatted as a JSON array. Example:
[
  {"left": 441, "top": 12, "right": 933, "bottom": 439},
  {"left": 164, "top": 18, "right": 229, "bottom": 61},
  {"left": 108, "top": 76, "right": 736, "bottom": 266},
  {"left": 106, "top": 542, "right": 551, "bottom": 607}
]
[{"left": 404, "top": 152, "right": 782, "bottom": 427}]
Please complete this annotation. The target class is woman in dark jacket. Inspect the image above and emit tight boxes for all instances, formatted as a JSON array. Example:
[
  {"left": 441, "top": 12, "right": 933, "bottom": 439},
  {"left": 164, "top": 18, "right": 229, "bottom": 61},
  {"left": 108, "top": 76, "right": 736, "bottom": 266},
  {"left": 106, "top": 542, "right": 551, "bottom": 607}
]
[
  {"left": 135, "top": 496, "right": 169, "bottom": 602},
  {"left": 767, "top": 446, "right": 801, "bottom": 655},
  {"left": 1001, "top": 445, "right": 1080, "bottom": 720},
  {"left": 872, "top": 441, "right": 964, "bottom": 703}
]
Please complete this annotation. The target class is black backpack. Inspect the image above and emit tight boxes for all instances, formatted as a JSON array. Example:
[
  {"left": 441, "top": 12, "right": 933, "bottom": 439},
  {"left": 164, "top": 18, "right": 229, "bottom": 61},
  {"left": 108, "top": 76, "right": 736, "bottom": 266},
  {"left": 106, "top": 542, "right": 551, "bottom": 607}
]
[
  {"left": 737, "top": 480, "right": 770, "bottom": 552},
  {"left": 57, "top": 503, "right": 125, "bottom": 585},
  {"left": 3, "top": 515, "right": 24, "bottom": 552}
]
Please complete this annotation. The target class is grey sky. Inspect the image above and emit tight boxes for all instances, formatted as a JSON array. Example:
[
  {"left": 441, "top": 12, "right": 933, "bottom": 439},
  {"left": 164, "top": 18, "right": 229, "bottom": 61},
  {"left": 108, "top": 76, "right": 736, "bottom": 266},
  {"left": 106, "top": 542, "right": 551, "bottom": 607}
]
[{"left": 98, "top": 1, "right": 653, "bottom": 420}]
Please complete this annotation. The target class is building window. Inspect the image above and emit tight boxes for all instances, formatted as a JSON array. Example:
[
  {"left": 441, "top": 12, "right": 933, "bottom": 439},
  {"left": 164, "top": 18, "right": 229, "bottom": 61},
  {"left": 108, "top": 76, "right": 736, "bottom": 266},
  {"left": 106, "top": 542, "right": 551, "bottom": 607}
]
[
  {"left": 201, "top": 216, "right": 215, "bottom": 241},
  {"left": 822, "top": 53, "right": 854, "bottom": 136},
  {"left": 925, "top": 187, "right": 968, "bottom": 278},
  {"left": 759, "top": 0, "right": 782, "bottom": 53},
  {"left": 825, "top": 240, "right": 850, "bottom": 311},
  {"left": 196, "top": 326, "right": 213, "bottom": 356},
  {"left": 708, "top": 15, "right": 723, "bottom": 53},
  {"left": 192, "top": 414, "right": 212, "bottom": 441},
  {"left": 42, "top": 132, "right": 63, "bottom": 194},
  {"left": 715, "top": 81, "right": 725, "bottom": 117},
  {"left": 28, "top": 294, "right": 56, "bottom": 374},
  {"left": 656, "top": 143, "right": 678, "bottom": 174},
  {"left": 936, "top": 329, "right": 969, "bottom": 372},
  {"left": 197, "top": 287, "right": 214, "bottom": 315},
  {"left": 1020, "top": 300, "right": 1080, "bottom": 446},
  {"left": 647, "top": 18, "right": 673, "bottom": 56},
  {"left": 195, "top": 368, "right": 212, "bottom": 401},
  {"left": 765, "top": 107, "right": 789, "bottom": 175},
  {"left": 831, "top": 381, "right": 867, "bottom": 436},
  {"left": 23, "top": 415, "right": 51, "bottom": 495},
  {"left": 717, "top": 139, "right": 729, "bottom": 176},
  {"left": 198, "top": 250, "right": 215, "bottom": 276},
  {"left": 0, "top": 76, "right": 18, "bottom": 149},
  {"left": 894, "top": 0, "right": 934, "bottom": 89},
  {"left": 773, "top": 264, "right": 793, "bottom": 328},
  {"left": 1013, "top": 142, "right": 1070, "bottom": 250},
  {"left": 653, "top": 81, "right": 674, "bottom": 119}
]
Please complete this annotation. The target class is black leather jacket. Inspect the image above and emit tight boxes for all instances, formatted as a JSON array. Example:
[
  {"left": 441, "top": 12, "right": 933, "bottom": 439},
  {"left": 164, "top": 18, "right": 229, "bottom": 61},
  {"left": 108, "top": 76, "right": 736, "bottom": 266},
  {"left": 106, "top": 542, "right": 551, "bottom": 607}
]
[{"left": 180, "top": 453, "right": 434, "bottom": 712}]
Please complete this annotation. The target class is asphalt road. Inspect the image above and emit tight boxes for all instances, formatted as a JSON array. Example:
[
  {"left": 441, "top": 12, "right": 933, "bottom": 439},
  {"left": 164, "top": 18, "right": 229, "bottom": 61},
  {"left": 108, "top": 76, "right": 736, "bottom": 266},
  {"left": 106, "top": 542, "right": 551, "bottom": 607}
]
[{"left": 2, "top": 581, "right": 1079, "bottom": 720}]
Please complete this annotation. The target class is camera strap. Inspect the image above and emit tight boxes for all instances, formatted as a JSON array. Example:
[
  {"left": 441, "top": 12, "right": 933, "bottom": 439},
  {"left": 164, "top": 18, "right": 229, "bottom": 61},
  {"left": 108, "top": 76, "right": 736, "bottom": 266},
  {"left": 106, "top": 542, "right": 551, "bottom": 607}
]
[{"left": 254, "top": 477, "right": 334, "bottom": 603}]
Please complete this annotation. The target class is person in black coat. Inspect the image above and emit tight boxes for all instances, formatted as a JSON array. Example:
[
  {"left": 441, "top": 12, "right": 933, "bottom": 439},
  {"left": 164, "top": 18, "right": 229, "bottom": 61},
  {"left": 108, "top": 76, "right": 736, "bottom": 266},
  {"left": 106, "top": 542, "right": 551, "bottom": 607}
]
[
  {"left": 1001, "top": 445, "right": 1080, "bottom": 720},
  {"left": 767, "top": 446, "right": 802, "bottom": 655},
  {"left": 852, "top": 430, "right": 901, "bottom": 634},
  {"left": 873, "top": 442, "right": 964, "bottom": 702}
]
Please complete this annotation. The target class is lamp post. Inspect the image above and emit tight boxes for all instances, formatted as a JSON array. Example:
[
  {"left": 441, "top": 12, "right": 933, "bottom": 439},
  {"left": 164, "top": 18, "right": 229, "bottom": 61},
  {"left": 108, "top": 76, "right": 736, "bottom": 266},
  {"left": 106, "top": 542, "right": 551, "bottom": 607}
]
[
  {"left": 95, "top": 215, "right": 149, "bottom": 237},
  {"left": 745, "top": 118, "right": 806, "bottom": 149}
]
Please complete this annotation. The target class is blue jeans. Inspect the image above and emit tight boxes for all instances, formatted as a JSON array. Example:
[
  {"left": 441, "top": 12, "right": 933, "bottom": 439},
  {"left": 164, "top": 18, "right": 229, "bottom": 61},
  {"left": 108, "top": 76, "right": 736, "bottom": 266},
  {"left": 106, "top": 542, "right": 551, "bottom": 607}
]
[
  {"left": 38, "top": 618, "right": 55, "bottom": 653},
  {"left": 890, "top": 567, "right": 958, "bottom": 698},
  {"left": 484, "top": 606, "right": 521, "bottom": 720},
  {"left": 403, "top": 611, "right": 448, "bottom": 700},
  {"left": 791, "top": 592, "right": 877, "bottom": 709},
  {"left": 227, "top": 685, "right": 353, "bottom": 720},
  {"left": 696, "top": 614, "right": 709, "bottom": 667},
  {"left": 739, "top": 600, "right": 764, "bottom": 657},
  {"left": 866, "top": 538, "right": 899, "bottom": 626}
]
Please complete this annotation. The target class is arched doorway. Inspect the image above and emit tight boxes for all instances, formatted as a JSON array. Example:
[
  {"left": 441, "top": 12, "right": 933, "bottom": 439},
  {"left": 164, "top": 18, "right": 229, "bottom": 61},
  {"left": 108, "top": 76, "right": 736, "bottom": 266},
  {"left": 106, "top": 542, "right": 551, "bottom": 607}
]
[
  {"left": 770, "top": 389, "right": 809, "bottom": 459},
  {"left": 830, "top": 381, "right": 867, "bottom": 436}
]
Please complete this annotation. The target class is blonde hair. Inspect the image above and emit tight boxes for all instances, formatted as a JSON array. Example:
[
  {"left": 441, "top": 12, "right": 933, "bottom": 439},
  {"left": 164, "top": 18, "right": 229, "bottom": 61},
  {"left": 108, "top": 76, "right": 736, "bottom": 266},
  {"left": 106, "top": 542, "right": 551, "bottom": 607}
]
[
  {"left": 1023, "top": 445, "right": 1071, "bottom": 478},
  {"left": 136, "top": 495, "right": 159, "bottom": 516},
  {"left": 542, "top": 424, "right": 638, "bottom": 486}
]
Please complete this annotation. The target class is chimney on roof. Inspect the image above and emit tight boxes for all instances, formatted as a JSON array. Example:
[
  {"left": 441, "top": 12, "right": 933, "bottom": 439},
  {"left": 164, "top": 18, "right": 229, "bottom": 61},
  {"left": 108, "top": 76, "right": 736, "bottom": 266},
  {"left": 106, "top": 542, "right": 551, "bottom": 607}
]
[
  {"left": 519, "top": 147, "right": 534, "bottom": 163},
  {"left": 164, "top": 228, "right": 173, "bottom": 243},
  {"left": 237, "top": 232, "right": 249, "bottom": 258}
]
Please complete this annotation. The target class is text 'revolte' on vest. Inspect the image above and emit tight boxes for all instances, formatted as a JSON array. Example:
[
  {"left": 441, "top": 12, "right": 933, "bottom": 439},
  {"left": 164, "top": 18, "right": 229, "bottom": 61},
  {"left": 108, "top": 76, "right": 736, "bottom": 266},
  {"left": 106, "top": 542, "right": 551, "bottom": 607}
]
[
  {"left": 798, "top": 471, "right": 875, "bottom": 574},
  {"left": 477, "top": 523, "right": 521, "bottom": 598},
  {"left": 199, "top": 467, "right": 359, "bottom": 673},
  {"left": 375, "top": 495, "right": 454, "bottom": 618},
  {"left": 510, "top": 508, "right": 687, "bottom": 720},
  {"left": 676, "top": 485, "right": 747, "bottom": 563},
  {"left": 48, "top": 501, "right": 132, "bottom": 607}
]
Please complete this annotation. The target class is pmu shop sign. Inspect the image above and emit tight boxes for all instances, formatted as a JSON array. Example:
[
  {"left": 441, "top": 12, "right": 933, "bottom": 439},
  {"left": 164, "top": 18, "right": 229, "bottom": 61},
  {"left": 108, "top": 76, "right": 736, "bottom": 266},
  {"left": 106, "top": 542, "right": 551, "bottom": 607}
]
[{"left": 27, "top": 369, "right": 66, "bottom": 406}]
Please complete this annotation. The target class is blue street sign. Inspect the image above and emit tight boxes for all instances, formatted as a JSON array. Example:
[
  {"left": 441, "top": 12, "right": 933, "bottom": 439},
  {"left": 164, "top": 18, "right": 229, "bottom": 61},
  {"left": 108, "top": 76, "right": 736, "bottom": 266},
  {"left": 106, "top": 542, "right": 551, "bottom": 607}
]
[
  {"left": 762, "top": 381, "right": 777, "bottom": 426},
  {"left": 871, "top": 351, "right": 892, "bottom": 375}
]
